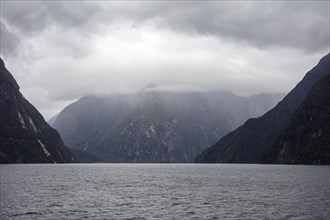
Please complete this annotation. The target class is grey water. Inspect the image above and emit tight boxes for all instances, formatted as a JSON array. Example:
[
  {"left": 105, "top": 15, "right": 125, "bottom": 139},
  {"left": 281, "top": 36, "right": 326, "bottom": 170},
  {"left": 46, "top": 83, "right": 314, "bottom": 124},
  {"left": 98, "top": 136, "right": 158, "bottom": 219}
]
[{"left": 0, "top": 164, "right": 329, "bottom": 220}]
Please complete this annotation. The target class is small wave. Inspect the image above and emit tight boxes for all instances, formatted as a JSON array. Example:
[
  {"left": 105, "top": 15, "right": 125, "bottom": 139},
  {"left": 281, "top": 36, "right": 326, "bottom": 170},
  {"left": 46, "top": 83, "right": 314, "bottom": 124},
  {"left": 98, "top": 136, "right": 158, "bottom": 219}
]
[
  {"left": 116, "top": 203, "right": 132, "bottom": 207},
  {"left": 11, "top": 211, "right": 43, "bottom": 217},
  {"left": 25, "top": 211, "right": 43, "bottom": 215},
  {"left": 46, "top": 203, "right": 63, "bottom": 208},
  {"left": 186, "top": 211, "right": 196, "bottom": 215}
]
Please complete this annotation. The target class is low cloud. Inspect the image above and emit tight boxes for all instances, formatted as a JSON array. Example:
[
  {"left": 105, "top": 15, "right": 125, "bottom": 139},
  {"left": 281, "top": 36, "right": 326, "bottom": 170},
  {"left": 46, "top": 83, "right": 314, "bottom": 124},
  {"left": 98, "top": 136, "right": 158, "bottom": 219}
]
[
  {"left": 2, "top": 1, "right": 329, "bottom": 53},
  {"left": 0, "top": 1, "right": 329, "bottom": 119},
  {"left": 0, "top": 20, "right": 20, "bottom": 56}
]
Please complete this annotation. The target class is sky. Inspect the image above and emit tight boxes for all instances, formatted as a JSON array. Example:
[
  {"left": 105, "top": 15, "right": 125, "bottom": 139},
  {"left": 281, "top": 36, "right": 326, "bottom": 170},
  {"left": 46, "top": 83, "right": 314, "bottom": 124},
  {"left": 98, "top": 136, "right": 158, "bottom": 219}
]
[{"left": 0, "top": 1, "right": 329, "bottom": 120}]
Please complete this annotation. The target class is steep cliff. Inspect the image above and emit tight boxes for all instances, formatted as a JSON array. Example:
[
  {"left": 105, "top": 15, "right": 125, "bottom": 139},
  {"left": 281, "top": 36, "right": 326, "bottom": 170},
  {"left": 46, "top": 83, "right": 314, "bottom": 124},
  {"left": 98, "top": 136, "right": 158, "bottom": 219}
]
[
  {"left": 52, "top": 91, "right": 282, "bottom": 162},
  {"left": 0, "top": 58, "right": 75, "bottom": 163},
  {"left": 262, "top": 75, "right": 330, "bottom": 164},
  {"left": 195, "top": 53, "right": 329, "bottom": 163}
]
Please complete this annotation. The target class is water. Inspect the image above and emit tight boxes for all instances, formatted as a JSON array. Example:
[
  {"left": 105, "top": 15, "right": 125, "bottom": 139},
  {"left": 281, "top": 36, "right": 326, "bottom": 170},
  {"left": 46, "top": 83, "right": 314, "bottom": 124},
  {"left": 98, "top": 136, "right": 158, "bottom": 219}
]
[{"left": 0, "top": 164, "right": 329, "bottom": 220}]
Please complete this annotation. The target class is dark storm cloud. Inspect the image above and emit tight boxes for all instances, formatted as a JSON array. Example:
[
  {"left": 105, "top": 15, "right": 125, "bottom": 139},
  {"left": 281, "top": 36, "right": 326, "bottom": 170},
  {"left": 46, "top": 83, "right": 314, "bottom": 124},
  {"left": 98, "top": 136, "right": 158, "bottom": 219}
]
[
  {"left": 0, "top": 20, "right": 20, "bottom": 56},
  {"left": 0, "top": 1, "right": 329, "bottom": 119},
  {"left": 155, "top": 1, "right": 329, "bottom": 52},
  {"left": 1, "top": 1, "right": 329, "bottom": 54},
  {"left": 1, "top": 1, "right": 100, "bottom": 32}
]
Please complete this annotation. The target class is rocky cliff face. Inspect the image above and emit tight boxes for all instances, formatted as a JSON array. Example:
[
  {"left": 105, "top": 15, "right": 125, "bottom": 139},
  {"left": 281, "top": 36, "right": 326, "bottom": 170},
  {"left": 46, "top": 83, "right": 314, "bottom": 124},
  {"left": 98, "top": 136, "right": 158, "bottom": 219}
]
[
  {"left": 52, "top": 90, "right": 282, "bottom": 162},
  {"left": 195, "top": 53, "right": 330, "bottom": 163},
  {"left": 262, "top": 75, "right": 330, "bottom": 164},
  {"left": 0, "top": 58, "right": 75, "bottom": 163}
]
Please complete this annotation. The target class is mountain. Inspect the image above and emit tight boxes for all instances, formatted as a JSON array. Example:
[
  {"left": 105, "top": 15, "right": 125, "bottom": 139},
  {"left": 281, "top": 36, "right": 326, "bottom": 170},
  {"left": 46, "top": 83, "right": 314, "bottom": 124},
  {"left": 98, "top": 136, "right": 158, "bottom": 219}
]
[
  {"left": 0, "top": 58, "right": 75, "bottom": 163},
  {"left": 48, "top": 113, "right": 59, "bottom": 125},
  {"left": 70, "top": 149, "right": 102, "bottom": 163},
  {"left": 51, "top": 90, "right": 283, "bottom": 162},
  {"left": 195, "top": 53, "right": 330, "bottom": 163},
  {"left": 262, "top": 75, "right": 330, "bottom": 164}
]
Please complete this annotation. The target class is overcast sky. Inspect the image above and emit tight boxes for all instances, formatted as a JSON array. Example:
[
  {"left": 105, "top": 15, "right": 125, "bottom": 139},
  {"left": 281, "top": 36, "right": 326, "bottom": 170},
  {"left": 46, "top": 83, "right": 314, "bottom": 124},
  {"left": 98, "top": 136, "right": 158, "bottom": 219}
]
[{"left": 0, "top": 1, "right": 329, "bottom": 120}]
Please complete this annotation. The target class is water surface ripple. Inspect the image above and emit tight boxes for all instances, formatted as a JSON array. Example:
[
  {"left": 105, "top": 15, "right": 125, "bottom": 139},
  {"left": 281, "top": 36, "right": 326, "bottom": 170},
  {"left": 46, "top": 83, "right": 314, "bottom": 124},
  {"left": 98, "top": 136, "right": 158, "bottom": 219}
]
[{"left": 1, "top": 164, "right": 329, "bottom": 219}]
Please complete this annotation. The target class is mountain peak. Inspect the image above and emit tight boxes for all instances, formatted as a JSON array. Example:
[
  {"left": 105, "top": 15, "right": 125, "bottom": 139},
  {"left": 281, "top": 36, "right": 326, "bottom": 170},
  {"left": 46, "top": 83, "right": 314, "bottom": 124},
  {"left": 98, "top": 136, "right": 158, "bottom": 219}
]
[
  {"left": 195, "top": 53, "right": 330, "bottom": 163},
  {"left": 0, "top": 59, "right": 75, "bottom": 163},
  {"left": 0, "top": 57, "right": 4, "bottom": 68},
  {"left": 51, "top": 90, "right": 282, "bottom": 162},
  {"left": 319, "top": 53, "right": 329, "bottom": 64}
]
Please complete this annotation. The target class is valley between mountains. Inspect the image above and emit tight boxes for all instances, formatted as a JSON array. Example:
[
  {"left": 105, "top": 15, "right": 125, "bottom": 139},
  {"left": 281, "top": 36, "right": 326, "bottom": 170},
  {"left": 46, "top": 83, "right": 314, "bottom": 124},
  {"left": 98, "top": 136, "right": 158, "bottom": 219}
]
[
  {"left": 50, "top": 90, "right": 282, "bottom": 162},
  {"left": 1, "top": 53, "right": 329, "bottom": 164}
]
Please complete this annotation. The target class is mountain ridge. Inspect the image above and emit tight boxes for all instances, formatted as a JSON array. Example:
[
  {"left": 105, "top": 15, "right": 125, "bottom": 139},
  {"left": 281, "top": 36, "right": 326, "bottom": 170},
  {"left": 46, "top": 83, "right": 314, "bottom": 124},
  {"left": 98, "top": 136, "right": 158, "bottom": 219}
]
[
  {"left": 195, "top": 53, "right": 330, "bottom": 163},
  {"left": 0, "top": 58, "right": 75, "bottom": 163},
  {"left": 262, "top": 74, "right": 330, "bottom": 164},
  {"left": 52, "top": 90, "right": 283, "bottom": 162}
]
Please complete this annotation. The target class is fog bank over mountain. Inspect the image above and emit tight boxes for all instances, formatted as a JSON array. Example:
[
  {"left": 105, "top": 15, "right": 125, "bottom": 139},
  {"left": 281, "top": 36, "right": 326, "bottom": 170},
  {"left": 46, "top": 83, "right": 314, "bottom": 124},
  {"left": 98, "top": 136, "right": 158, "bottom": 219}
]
[
  {"left": 51, "top": 90, "right": 284, "bottom": 162},
  {"left": 1, "top": 1, "right": 328, "bottom": 119}
]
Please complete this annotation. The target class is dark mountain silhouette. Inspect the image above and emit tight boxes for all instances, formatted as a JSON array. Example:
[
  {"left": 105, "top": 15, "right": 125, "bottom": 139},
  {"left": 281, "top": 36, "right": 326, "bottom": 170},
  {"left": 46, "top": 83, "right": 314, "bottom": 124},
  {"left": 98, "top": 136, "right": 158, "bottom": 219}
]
[
  {"left": 0, "top": 58, "right": 75, "bottom": 163},
  {"left": 70, "top": 149, "right": 102, "bottom": 163},
  {"left": 195, "top": 53, "right": 330, "bottom": 163},
  {"left": 262, "top": 75, "right": 330, "bottom": 164}
]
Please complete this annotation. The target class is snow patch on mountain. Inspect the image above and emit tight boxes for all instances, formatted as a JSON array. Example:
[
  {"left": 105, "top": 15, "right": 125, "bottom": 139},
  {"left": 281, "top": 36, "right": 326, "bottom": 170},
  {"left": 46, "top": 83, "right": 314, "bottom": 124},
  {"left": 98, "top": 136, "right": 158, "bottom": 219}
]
[
  {"left": 38, "top": 139, "right": 51, "bottom": 157},
  {"left": 17, "top": 111, "right": 26, "bottom": 128},
  {"left": 28, "top": 117, "right": 38, "bottom": 132}
]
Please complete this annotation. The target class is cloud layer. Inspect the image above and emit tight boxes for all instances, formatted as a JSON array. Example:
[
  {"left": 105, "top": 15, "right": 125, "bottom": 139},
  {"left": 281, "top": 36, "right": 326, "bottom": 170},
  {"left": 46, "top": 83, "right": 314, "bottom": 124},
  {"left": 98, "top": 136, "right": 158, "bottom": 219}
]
[{"left": 0, "top": 1, "right": 329, "bottom": 119}]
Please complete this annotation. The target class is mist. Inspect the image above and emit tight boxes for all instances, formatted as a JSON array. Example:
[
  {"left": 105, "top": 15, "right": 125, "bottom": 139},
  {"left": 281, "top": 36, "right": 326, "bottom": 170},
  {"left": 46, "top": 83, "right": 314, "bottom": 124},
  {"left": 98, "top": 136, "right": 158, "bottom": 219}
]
[{"left": 0, "top": 1, "right": 329, "bottom": 119}]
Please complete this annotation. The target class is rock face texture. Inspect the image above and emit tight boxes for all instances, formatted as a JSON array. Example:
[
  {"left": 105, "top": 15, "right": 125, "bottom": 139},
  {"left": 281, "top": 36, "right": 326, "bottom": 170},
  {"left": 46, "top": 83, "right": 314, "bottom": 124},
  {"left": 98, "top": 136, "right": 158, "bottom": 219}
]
[
  {"left": 52, "top": 90, "right": 282, "bottom": 162},
  {"left": 262, "top": 75, "right": 330, "bottom": 164},
  {"left": 0, "top": 58, "right": 74, "bottom": 163},
  {"left": 195, "top": 53, "right": 329, "bottom": 163}
]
